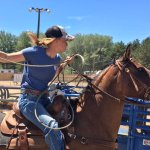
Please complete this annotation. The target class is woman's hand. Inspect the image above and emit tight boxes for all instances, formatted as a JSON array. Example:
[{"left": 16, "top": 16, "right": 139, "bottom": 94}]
[{"left": 64, "top": 56, "right": 74, "bottom": 65}]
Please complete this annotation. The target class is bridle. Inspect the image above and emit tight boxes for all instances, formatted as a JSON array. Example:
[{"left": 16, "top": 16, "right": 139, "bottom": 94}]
[
  {"left": 82, "top": 58, "right": 150, "bottom": 103},
  {"left": 116, "top": 58, "right": 150, "bottom": 100},
  {"left": 69, "top": 58, "right": 150, "bottom": 109}
]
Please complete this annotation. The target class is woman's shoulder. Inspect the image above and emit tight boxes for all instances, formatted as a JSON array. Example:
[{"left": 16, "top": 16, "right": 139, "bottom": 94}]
[
  {"left": 22, "top": 46, "right": 44, "bottom": 60},
  {"left": 22, "top": 46, "right": 35, "bottom": 52},
  {"left": 22, "top": 46, "right": 45, "bottom": 53}
]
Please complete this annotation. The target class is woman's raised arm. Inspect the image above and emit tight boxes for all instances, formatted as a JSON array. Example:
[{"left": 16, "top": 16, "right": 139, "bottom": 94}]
[{"left": 0, "top": 50, "right": 25, "bottom": 63}]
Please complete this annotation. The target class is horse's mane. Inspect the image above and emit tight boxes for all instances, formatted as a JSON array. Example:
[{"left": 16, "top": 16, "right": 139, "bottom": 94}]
[{"left": 93, "top": 66, "right": 111, "bottom": 86}]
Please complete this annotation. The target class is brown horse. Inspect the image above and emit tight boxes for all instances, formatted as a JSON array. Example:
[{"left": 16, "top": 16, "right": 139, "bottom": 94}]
[
  {"left": 0, "top": 45, "right": 150, "bottom": 150},
  {"left": 67, "top": 44, "right": 150, "bottom": 150}
]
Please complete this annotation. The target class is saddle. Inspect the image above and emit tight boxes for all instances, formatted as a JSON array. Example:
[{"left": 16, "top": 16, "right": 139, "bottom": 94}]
[{"left": 0, "top": 102, "right": 49, "bottom": 150}]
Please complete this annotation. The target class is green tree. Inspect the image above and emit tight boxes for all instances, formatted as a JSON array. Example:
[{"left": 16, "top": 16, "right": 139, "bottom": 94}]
[
  {"left": 14, "top": 32, "right": 33, "bottom": 72},
  {"left": 15, "top": 32, "right": 31, "bottom": 50},
  {"left": 140, "top": 37, "right": 150, "bottom": 68},
  {"left": 0, "top": 31, "right": 17, "bottom": 52},
  {"left": 0, "top": 31, "right": 17, "bottom": 69},
  {"left": 66, "top": 34, "right": 113, "bottom": 72},
  {"left": 111, "top": 41, "right": 126, "bottom": 59},
  {"left": 130, "top": 39, "right": 141, "bottom": 59}
]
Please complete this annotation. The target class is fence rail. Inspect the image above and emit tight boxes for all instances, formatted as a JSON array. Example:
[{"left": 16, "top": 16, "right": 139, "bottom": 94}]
[{"left": 118, "top": 103, "right": 150, "bottom": 150}]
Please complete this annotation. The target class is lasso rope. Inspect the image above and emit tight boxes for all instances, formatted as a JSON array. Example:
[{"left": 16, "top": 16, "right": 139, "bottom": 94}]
[
  {"left": 0, "top": 53, "right": 84, "bottom": 68},
  {"left": 0, "top": 56, "right": 59, "bottom": 67},
  {"left": 34, "top": 54, "right": 85, "bottom": 129},
  {"left": 0, "top": 53, "right": 85, "bottom": 129},
  {"left": 34, "top": 90, "right": 75, "bottom": 130}
]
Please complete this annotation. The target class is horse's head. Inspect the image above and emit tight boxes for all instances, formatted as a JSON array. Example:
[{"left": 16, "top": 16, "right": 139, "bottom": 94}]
[
  {"left": 115, "top": 44, "right": 150, "bottom": 100},
  {"left": 93, "top": 44, "right": 150, "bottom": 101}
]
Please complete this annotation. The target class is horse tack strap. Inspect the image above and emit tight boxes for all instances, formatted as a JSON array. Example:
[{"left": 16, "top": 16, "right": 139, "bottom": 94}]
[
  {"left": 18, "top": 129, "right": 29, "bottom": 150},
  {"left": 68, "top": 132, "right": 117, "bottom": 148},
  {"left": 13, "top": 102, "right": 24, "bottom": 119},
  {"left": 79, "top": 74, "right": 121, "bottom": 102},
  {"left": 144, "top": 87, "right": 150, "bottom": 99}
]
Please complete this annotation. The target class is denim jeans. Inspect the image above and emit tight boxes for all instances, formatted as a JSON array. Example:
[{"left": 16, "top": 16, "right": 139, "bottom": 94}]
[{"left": 18, "top": 91, "right": 65, "bottom": 150}]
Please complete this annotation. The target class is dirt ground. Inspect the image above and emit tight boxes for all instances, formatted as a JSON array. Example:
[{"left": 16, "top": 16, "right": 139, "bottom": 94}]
[{"left": 0, "top": 81, "right": 18, "bottom": 86}]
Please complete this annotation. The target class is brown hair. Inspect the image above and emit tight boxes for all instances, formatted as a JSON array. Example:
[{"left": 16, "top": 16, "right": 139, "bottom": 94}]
[{"left": 27, "top": 32, "right": 55, "bottom": 46}]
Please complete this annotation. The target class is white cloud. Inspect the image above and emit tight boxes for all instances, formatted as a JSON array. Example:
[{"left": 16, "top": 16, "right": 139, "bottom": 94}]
[
  {"left": 65, "top": 25, "right": 71, "bottom": 29},
  {"left": 68, "top": 16, "right": 84, "bottom": 21}
]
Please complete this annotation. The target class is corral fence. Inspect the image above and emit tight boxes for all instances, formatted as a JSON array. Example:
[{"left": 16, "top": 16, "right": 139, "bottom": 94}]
[
  {"left": 118, "top": 103, "right": 150, "bottom": 150},
  {"left": 0, "top": 86, "right": 20, "bottom": 101},
  {"left": 13, "top": 73, "right": 84, "bottom": 84},
  {"left": 0, "top": 73, "right": 87, "bottom": 101}
]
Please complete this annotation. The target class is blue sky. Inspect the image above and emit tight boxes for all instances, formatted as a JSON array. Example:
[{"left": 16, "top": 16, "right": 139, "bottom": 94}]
[{"left": 0, "top": 0, "right": 149, "bottom": 43}]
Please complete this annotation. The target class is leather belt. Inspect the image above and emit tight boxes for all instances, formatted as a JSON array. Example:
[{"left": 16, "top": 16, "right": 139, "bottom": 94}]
[{"left": 22, "top": 89, "right": 48, "bottom": 96}]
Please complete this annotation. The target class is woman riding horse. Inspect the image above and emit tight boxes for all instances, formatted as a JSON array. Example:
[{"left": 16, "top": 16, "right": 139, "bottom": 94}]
[{"left": 0, "top": 25, "right": 74, "bottom": 150}]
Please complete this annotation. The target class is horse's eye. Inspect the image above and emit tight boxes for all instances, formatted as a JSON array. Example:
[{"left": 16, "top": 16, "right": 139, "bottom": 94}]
[{"left": 138, "top": 67, "right": 145, "bottom": 72}]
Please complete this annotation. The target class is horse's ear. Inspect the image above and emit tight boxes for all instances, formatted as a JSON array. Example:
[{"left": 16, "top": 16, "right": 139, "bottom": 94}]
[
  {"left": 123, "top": 44, "right": 131, "bottom": 60},
  {"left": 113, "top": 57, "right": 116, "bottom": 64}
]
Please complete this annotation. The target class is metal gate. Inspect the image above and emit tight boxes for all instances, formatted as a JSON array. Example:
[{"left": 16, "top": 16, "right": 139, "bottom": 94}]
[{"left": 118, "top": 103, "right": 150, "bottom": 150}]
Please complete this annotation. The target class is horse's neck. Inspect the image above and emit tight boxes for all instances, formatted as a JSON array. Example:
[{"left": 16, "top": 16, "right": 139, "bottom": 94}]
[
  {"left": 74, "top": 67, "right": 125, "bottom": 139},
  {"left": 75, "top": 89, "right": 101, "bottom": 137},
  {"left": 75, "top": 95, "right": 123, "bottom": 142}
]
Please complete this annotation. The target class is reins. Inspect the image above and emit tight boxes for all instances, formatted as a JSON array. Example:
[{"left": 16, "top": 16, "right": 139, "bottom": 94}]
[
  {"left": 48, "top": 54, "right": 84, "bottom": 85},
  {"left": 72, "top": 58, "right": 150, "bottom": 106},
  {"left": 68, "top": 65, "right": 123, "bottom": 103},
  {"left": 81, "top": 73, "right": 121, "bottom": 102}
]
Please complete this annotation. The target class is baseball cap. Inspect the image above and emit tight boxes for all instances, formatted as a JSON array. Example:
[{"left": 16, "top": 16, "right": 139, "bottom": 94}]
[{"left": 45, "top": 25, "right": 75, "bottom": 41}]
